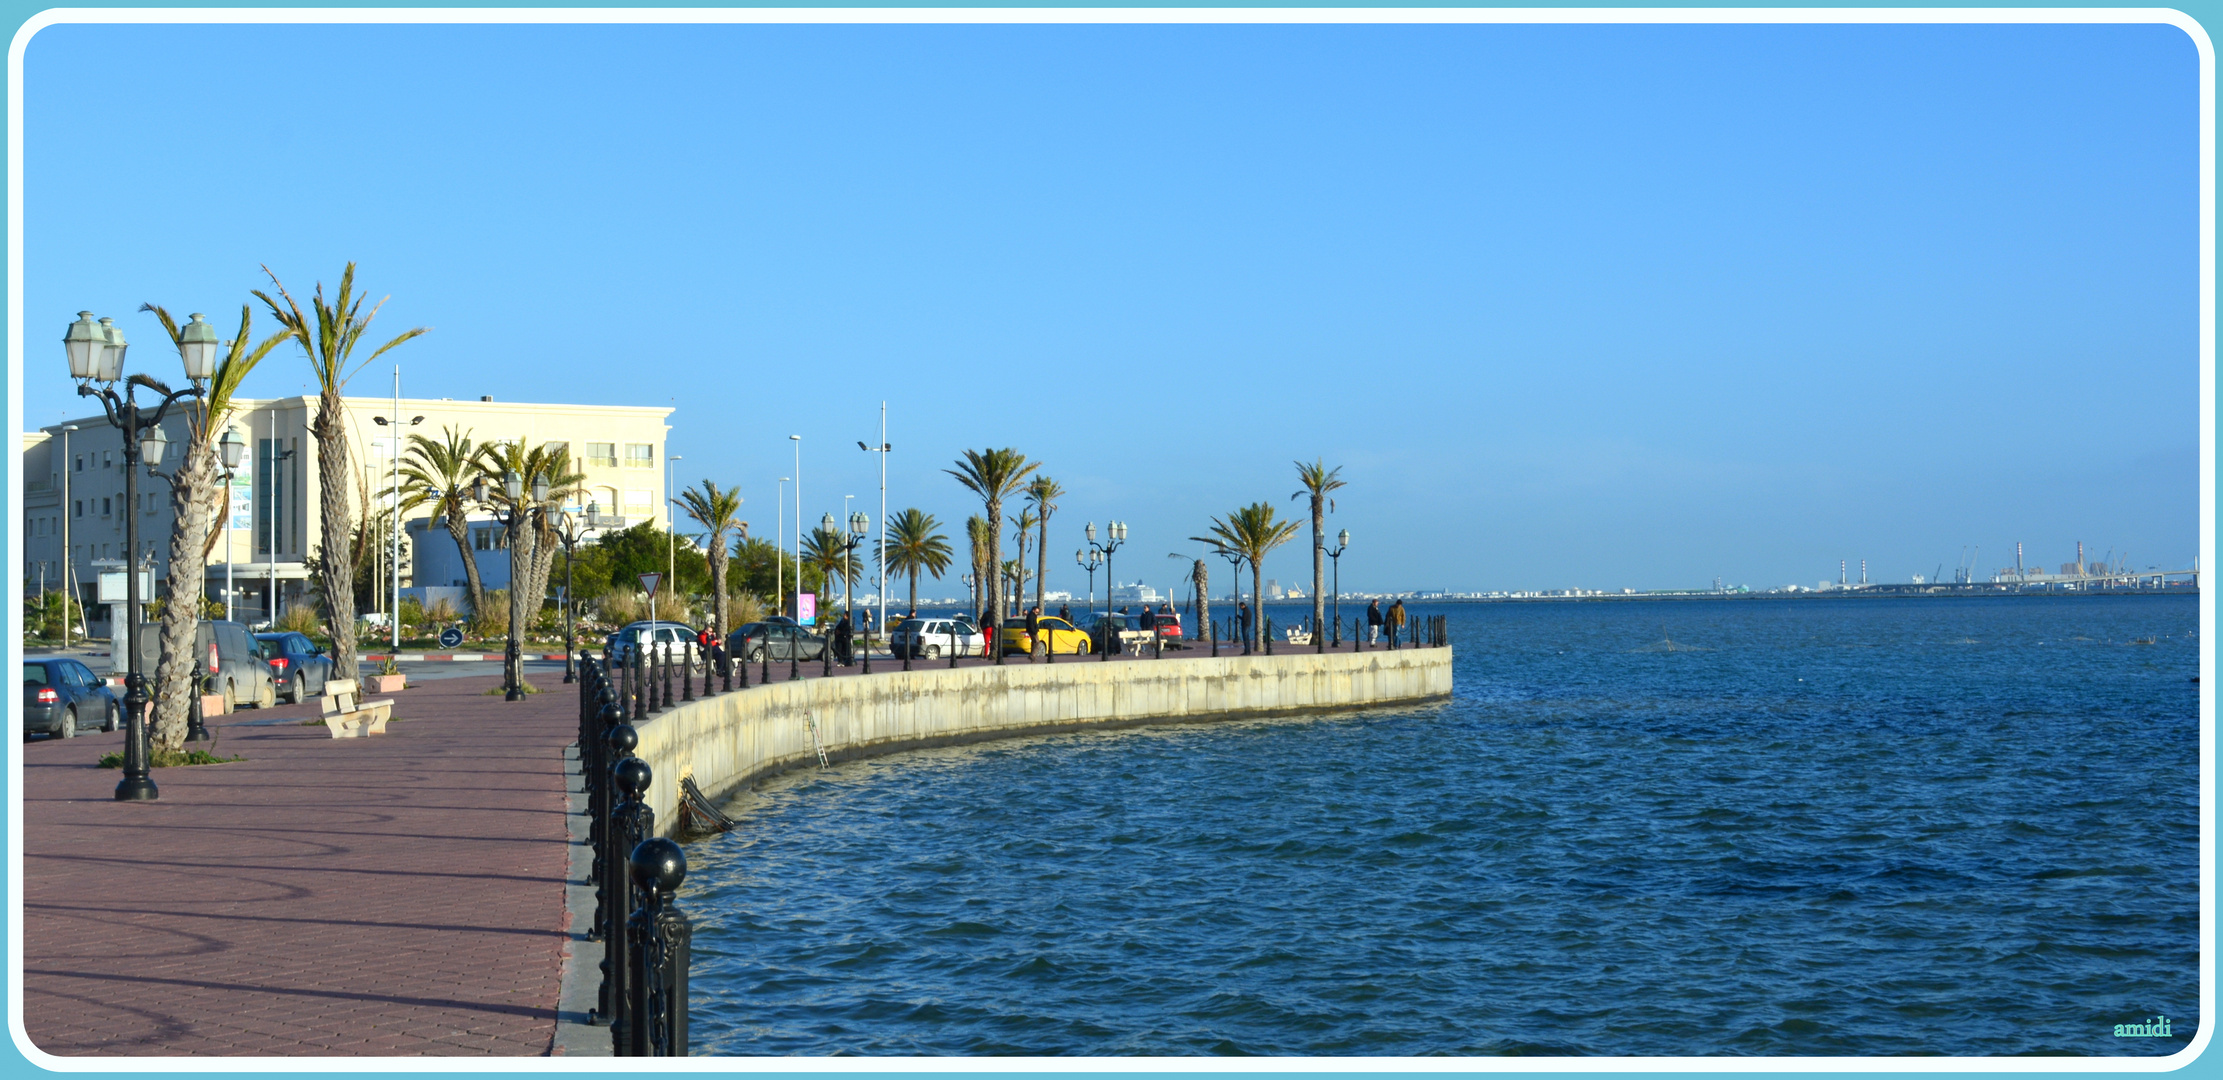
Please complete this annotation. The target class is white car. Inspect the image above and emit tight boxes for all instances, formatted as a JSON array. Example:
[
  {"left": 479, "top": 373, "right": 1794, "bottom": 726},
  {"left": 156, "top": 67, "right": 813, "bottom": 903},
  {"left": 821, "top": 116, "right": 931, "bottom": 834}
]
[
  {"left": 890, "top": 617, "right": 986, "bottom": 660},
  {"left": 606, "top": 622, "right": 703, "bottom": 666}
]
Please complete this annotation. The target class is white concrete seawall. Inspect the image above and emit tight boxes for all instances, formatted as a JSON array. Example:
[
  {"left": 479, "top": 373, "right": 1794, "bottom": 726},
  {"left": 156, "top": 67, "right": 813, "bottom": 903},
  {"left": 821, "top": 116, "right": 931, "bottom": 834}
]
[{"left": 626, "top": 647, "right": 1454, "bottom": 835}]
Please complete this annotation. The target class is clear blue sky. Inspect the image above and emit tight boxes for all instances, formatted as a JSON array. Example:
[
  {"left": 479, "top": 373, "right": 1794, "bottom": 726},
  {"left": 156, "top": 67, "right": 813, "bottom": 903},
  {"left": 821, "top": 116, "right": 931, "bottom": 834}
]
[{"left": 20, "top": 21, "right": 2201, "bottom": 595}]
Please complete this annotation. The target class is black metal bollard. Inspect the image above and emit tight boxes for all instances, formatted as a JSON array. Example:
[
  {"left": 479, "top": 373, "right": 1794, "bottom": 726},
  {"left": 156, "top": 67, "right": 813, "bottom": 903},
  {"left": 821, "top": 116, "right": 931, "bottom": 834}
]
[
  {"left": 950, "top": 629, "right": 959, "bottom": 669},
  {"left": 626, "top": 838, "right": 692, "bottom": 1057},
  {"left": 862, "top": 628, "right": 872, "bottom": 675},
  {"left": 604, "top": 755, "right": 653, "bottom": 1048},
  {"left": 1210, "top": 616, "right": 1217, "bottom": 658},
  {"left": 1267, "top": 618, "right": 1275, "bottom": 655},
  {"left": 822, "top": 630, "right": 833, "bottom": 678},
  {"left": 633, "top": 648, "right": 648, "bottom": 720},
  {"left": 662, "top": 644, "right": 676, "bottom": 709},
  {"left": 591, "top": 720, "right": 638, "bottom": 951},
  {"left": 680, "top": 643, "right": 694, "bottom": 703},
  {"left": 718, "top": 645, "right": 731, "bottom": 693}
]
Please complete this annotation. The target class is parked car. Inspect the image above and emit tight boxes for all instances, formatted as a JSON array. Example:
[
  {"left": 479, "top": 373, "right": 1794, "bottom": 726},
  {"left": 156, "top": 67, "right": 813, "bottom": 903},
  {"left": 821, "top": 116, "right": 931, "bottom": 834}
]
[
  {"left": 23, "top": 658, "right": 120, "bottom": 739},
  {"left": 131, "top": 619, "right": 274, "bottom": 710},
  {"left": 607, "top": 622, "right": 703, "bottom": 666},
  {"left": 890, "top": 617, "right": 986, "bottom": 659},
  {"left": 1084, "top": 613, "right": 1143, "bottom": 655},
  {"left": 727, "top": 622, "right": 828, "bottom": 663},
  {"left": 996, "top": 616, "right": 1093, "bottom": 657},
  {"left": 254, "top": 632, "right": 333, "bottom": 703}
]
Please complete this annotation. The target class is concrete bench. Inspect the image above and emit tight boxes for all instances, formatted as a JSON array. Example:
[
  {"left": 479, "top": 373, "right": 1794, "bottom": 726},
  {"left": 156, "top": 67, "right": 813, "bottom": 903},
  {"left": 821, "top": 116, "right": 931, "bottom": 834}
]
[
  {"left": 1120, "top": 630, "right": 1155, "bottom": 657},
  {"left": 1284, "top": 628, "right": 1312, "bottom": 646},
  {"left": 321, "top": 678, "right": 394, "bottom": 738}
]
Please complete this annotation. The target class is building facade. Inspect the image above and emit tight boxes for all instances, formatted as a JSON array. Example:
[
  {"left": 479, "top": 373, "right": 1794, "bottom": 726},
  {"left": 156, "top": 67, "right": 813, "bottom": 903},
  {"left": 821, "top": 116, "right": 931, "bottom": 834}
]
[{"left": 23, "top": 394, "right": 673, "bottom": 629}]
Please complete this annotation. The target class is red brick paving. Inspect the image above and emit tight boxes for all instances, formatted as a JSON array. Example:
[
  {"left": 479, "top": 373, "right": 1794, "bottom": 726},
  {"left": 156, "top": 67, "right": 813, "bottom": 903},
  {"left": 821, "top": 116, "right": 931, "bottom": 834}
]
[{"left": 22, "top": 674, "right": 576, "bottom": 1056}]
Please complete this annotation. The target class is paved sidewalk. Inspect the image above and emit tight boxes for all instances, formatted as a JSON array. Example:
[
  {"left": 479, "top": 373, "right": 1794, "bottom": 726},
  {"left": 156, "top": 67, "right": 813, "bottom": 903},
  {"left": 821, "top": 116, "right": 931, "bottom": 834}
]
[{"left": 22, "top": 674, "right": 578, "bottom": 1056}]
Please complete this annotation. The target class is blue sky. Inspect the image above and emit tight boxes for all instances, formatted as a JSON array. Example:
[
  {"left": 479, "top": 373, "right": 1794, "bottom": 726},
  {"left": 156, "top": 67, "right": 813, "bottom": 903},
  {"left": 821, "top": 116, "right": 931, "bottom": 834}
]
[{"left": 19, "top": 20, "right": 2201, "bottom": 595}]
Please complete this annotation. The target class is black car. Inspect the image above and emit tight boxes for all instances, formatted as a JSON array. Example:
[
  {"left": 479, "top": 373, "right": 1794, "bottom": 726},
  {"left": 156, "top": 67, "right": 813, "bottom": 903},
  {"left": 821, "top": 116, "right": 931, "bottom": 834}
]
[
  {"left": 254, "top": 632, "right": 333, "bottom": 703},
  {"left": 1084, "top": 613, "right": 1140, "bottom": 655},
  {"left": 728, "top": 621, "right": 828, "bottom": 663},
  {"left": 23, "top": 658, "right": 119, "bottom": 739}
]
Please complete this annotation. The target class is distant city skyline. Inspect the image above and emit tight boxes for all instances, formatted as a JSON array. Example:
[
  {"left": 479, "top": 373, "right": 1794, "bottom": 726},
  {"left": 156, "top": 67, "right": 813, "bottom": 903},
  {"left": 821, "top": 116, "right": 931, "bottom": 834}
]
[{"left": 17, "top": 18, "right": 2202, "bottom": 594}]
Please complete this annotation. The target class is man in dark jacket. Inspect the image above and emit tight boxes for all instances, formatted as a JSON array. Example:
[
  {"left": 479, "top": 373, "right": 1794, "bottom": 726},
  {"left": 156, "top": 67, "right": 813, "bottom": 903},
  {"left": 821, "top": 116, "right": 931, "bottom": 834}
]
[
  {"left": 1366, "top": 599, "right": 1384, "bottom": 646},
  {"left": 1025, "top": 605, "right": 1043, "bottom": 661},
  {"left": 832, "top": 616, "right": 855, "bottom": 666}
]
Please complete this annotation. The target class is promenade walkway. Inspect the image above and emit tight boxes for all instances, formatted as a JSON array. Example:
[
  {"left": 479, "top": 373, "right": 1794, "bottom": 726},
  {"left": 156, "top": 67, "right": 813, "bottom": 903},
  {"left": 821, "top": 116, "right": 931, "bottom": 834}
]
[{"left": 21, "top": 674, "right": 575, "bottom": 1056}]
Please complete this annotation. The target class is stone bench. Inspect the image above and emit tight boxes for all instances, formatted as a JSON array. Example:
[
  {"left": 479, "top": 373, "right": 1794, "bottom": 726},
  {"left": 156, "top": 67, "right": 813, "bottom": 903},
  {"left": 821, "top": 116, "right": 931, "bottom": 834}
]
[{"left": 320, "top": 678, "right": 394, "bottom": 738}]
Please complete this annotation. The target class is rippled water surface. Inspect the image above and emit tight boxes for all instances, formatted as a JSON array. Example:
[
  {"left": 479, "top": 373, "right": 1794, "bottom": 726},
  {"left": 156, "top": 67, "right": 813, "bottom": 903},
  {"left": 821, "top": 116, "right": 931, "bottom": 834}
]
[{"left": 682, "top": 596, "right": 2200, "bottom": 1056}]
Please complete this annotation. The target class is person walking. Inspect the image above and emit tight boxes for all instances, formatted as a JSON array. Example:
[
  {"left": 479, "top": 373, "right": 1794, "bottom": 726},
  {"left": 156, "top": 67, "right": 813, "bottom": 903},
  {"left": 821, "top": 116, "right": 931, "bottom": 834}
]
[
  {"left": 1026, "top": 605, "right": 1043, "bottom": 661},
  {"left": 832, "top": 615, "right": 855, "bottom": 666},
  {"left": 1386, "top": 599, "right": 1407, "bottom": 648},
  {"left": 1239, "top": 600, "right": 1254, "bottom": 652},
  {"left": 1365, "top": 599, "right": 1384, "bottom": 646}
]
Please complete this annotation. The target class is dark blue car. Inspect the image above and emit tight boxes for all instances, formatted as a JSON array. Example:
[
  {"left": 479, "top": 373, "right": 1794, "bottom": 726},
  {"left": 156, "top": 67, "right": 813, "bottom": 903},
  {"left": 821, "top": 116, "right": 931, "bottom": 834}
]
[
  {"left": 254, "top": 632, "right": 332, "bottom": 703},
  {"left": 23, "top": 658, "right": 119, "bottom": 739}
]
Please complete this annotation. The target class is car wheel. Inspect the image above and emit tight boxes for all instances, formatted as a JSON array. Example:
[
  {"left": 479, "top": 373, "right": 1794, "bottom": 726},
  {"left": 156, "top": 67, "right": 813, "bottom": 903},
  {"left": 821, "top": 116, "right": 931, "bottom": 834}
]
[
  {"left": 925, "top": 644, "right": 941, "bottom": 659},
  {"left": 288, "top": 673, "right": 305, "bottom": 704},
  {"left": 56, "top": 707, "right": 75, "bottom": 740},
  {"left": 747, "top": 646, "right": 765, "bottom": 662},
  {"left": 103, "top": 701, "right": 119, "bottom": 732},
  {"left": 226, "top": 680, "right": 239, "bottom": 709},
  {"left": 256, "top": 677, "right": 276, "bottom": 710}
]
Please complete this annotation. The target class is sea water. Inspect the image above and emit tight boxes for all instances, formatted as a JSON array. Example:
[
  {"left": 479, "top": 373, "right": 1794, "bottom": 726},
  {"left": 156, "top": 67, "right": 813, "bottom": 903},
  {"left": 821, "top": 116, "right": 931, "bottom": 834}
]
[{"left": 679, "top": 595, "right": 2200, "bottom": 1056}]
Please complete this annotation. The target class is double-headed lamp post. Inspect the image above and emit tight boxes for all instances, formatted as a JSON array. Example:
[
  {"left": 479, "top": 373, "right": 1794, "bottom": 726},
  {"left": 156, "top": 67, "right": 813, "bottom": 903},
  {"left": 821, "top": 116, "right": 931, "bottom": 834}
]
[
  {"left": 556, "top": 500, "right": 622, "bottom": 683},
  {"left": 1326, "top": 528, "right": 1350, "bottom": 647},
  {"left": 68, "top": 309, "right": 219, "bottom": 802},
  {"left": 218, "top": 427, "right": 247, "bottom": 621},
  {"left": 1076, "top": 547, "right": 1102, "bottom": 616},
  {"left": 1086, "top": 521, "right": 1126, "bottom": 660},
  {"left": 822, "top": 511, "right": 870, "bottom": 666}
]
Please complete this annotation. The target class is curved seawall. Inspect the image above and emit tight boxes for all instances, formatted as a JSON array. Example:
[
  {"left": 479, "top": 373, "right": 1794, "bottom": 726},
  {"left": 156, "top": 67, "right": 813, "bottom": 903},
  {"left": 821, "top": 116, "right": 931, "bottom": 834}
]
[{"left": 626, "top": 647, "right": 1453, "bottom": 834}]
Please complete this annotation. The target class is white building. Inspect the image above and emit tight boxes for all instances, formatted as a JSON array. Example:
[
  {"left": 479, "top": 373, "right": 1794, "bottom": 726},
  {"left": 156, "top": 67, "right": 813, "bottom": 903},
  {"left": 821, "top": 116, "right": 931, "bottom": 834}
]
[{"left": 1108, "top": 581, "right": 1160, "bottom": 605}]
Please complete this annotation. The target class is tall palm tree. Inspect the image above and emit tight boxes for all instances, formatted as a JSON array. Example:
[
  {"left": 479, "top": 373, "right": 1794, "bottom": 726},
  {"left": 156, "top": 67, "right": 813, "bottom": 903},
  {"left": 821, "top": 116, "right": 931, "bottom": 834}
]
[
  {"left": 1002, "top": 558, "right": 1030, "bottom": 614},
  {"left": 140, "top": 304, "right": 290, "bottom": 752},
  {"left": 472, "top": 439, "right": 585, "bottom": 687},
  {"left": 880, "top": 508, "right": 952, "bottom": 620},
  {"left": 965, "top": 515, "right": 992, "bottom": 617},
  {"left": 1291, "top": 459, "right": 1345, "bottom": 637},
  {"left": 675, "top": 480, "right": 743, "bottom": 637},
  {"left": 1025, "top": 475, "right": 1064, "bottom": 613},
  {"left": 1168, "top": 552, "right": 1208, "bottom": 641},
  {"left": 946, "top": 449, "right": 1038, "bottom": 654},
  {"left": 1193, "top": 502, "right": 1300, "bottom": 651},
  {"left": 394, "top": 426, "right": 488, "bottom": 621},
  {"left": 1009, "top": 507, "right": 1039, "bottom": 615},
  {"left": 255, "top": 264, "right": 428, "bottom": 682}
]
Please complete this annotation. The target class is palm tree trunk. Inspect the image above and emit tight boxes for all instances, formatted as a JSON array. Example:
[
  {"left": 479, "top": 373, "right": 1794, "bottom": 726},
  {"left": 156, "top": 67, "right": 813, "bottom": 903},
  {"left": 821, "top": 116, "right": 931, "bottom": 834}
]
[
  {"left": 907, "top": 568, "right": 919, "bottom": 622},
  {"left": 985, "top": 506, "right": 1004, "bottom": 634},
  {"left": 313, "top": 390, "right": 359, "bottom": 682},
  {"left": 1310, "top": 497, "right": 1325, "bottom": 637},
  {"left": 1034, "top": 516, "right": 1048, "bottom": 613},
  {"left": 446, "top": 507, "right": 486, "bottom": 621},
  {"left": 1252, "top": 561, "right": 1265, "bottom": 651},
  {"left": 709, "top": 542, "right": 728, "bottom": 638},
  {"left": 152, "top": 441, "right": 219, "bottom": 751},
  {"left": 1194, "top": 559, "right": 1209, "bottom": 642}
]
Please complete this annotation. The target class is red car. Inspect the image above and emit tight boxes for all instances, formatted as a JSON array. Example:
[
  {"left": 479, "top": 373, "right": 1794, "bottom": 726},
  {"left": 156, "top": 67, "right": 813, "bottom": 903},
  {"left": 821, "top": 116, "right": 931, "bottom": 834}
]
[{"left": 1139, "top": 609, "right": 1183, "bottom": 641}]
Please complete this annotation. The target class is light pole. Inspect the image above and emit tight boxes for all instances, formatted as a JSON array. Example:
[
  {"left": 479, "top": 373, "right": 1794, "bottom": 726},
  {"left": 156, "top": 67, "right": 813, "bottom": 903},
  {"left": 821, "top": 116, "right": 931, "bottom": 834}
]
[
  {"left": 1076, "top": 547, "right": 1101, "bottom": 616},
  {"left": 789, "top": 435, "right": 802, "bottom": 620},
  {"left": 775, "top": 477, "right": 789, "bottom": 617},
  {"left": 478, "top": 470, "right": 542, "bottom": 701},
  {"left": 1218, "top": 547, "right": 1247, "bottom": 654},
  {"left": 1326, "top": 528, "right": 1349, "bottom": 647},
  {"left": 60, "top": 423, "right": 77, "bottom": 648},
  {"left": 556, "top": 500, "right": 622, "bottom": 683},
  {"left": 1088, "top": 521, "right": 1125, "bottom": 659},
  {"left": 218, "top": 427, "right": 246, "bottom": 621},
  {"left": 859, "top": 416, "right": 891, "bottom": 646},
  {"left": 826, "top": 511, "right": 868, "bottom": 667},
  {"left": 266, "top": 440, "right": 296, "bottom": 628},
  {"left": 371, "top": 406, "right": 424, "bottom": 647},
  {"left": 665, "top": 453, "right": 681, "bottom": 626},
  {"left": 68, "top": 309, "right": 214, "bottom": 802}
]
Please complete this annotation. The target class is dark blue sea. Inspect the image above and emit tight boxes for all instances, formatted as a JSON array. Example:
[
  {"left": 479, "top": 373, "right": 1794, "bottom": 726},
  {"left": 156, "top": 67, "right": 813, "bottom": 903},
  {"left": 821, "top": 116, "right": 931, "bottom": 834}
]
[{"left": 679, "top": 595, "right": 2201, "bottom": 1056}]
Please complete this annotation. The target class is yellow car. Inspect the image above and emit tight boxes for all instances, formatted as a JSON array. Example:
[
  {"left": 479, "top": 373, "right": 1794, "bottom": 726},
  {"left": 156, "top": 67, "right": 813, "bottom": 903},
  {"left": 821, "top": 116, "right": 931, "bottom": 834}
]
[{"left": 998, "top": 616, "right": 1093, "bottom": 656}]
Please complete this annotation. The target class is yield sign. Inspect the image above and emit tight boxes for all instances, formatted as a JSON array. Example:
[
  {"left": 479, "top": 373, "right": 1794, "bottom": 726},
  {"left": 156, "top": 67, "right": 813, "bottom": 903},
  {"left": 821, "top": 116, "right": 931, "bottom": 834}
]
[{"left": 639, "top": 572, "right": 663, "bottom": 598}]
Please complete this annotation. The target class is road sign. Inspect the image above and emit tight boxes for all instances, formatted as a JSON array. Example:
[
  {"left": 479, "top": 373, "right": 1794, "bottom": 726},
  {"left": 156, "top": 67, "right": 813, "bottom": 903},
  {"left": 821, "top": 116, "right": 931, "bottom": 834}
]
[
  {"left": 439, "top": 627, "right": 464, "bottom": 649},
  {"left": 640, "top": 572, "right": 663, "bottom": 598}
]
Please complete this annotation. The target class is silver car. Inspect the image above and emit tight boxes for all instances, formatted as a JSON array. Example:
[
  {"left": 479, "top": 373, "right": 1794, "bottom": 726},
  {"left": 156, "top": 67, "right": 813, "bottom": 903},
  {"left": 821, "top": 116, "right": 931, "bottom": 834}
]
[
  {"left": 606, "top": 622, "right": 703, "bottom": 667},
  {"left": 889, "top": 617, "right": 986, "bottom": 660}
]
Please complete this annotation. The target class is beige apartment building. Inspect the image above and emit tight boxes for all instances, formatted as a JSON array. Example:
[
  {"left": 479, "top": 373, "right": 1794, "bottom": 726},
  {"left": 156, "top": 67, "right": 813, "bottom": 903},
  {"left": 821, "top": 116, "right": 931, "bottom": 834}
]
[{"left": 23, "top": 394, "right": 673, "bottom": 628}]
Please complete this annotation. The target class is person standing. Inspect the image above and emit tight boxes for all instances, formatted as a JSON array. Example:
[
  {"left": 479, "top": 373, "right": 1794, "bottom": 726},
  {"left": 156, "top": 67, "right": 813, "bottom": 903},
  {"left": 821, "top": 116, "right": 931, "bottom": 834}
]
[
  {"left": 1386, "top": 599, "right": 1407, "bottom": 648},
  {"left": 1058, "top": 602, "right": 1072, "bottom": 623},
  {"left": 1239, "top": 600, "right": 1254, "bottom": 651},
  {"left": 1026, "top": 605, "right": 1043, "bottom": 661},
  {"left": 1366, "top": 599, "right": 1384, "bottom": 646},
  {"left": 832, "top": 615, "right": 855, "bottom": 666}
]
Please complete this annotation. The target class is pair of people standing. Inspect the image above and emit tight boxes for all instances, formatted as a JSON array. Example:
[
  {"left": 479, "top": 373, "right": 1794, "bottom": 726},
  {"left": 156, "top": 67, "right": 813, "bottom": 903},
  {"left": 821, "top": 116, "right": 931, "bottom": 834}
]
[{"left": 1364, "top": 599, "right": 1407, "bottom": 645}]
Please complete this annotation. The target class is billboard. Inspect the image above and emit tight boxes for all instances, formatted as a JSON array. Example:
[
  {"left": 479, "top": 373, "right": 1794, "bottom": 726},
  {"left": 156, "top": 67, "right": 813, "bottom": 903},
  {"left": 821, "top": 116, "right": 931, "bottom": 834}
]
[
  {"left": 229, "top": 464, "right": 253, "bottom": 533},
  {"left": 796, "top": 592, "right": 816, "bottom": 623}
]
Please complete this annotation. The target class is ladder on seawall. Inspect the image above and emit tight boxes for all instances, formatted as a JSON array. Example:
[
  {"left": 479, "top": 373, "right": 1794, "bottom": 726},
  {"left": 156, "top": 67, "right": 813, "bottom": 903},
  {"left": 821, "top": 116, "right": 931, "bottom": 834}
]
[{"left": 803, "top": 711, "right": 830, "bottom": 770}]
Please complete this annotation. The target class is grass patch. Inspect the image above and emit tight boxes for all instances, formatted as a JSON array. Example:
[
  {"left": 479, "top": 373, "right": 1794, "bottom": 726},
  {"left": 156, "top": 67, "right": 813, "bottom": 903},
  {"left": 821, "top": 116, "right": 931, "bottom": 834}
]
[
  {"left": 483, "top": 681, "right": 543, "bottom": 695},
  {"left": 98, "top": 747, "right": 245, "bottom": 768}
]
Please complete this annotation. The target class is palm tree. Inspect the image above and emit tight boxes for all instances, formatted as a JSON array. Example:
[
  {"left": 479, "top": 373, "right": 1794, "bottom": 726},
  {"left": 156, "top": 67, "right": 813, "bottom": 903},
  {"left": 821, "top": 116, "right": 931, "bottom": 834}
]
[
  {"left": 1009, "top": 507, "right": 1039, "bottom": 616},
  {"left": 1025, "top": 475, "right": 1064, "bottom": 613},
  {"left": 1168, "top": 552, "right": 1208, "bottom": 641},
  {"left": 255, "top": 264, "right": 429, "bottom": 682},
  {"left": 1002, "top": 558, "right": 1030, "bottom": 614},
  {"left": 880, "top": 508, "right": 952, "bottom": 620},
  {"left": 965, "top": 515, "right": 992, "bottom": 617},
  {"left": 471, "top": 440, "right": 585, "bottom": 690},
  {"left": 1291, "top": 459, "right": 1345, "bottom": 638},
  {"left": 675, "top": 481, "right": 743, "bottom": 637},
  {"left": 394, "top": 426, "right": 488, "bottom": 621},
  {"left": 1193, "top": 502, "right": 1301, "bottom": 651},
  {"left": 140, "top": 304, "right": 290, "bottom": 751},
  {"left": 946, "top": 449, "right": 1038, "bottom": 655}
]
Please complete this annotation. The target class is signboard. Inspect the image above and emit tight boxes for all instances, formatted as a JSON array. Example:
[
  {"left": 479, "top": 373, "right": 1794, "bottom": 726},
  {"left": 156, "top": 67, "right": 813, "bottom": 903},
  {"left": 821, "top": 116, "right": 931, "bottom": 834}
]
[
  {"left": 96, "top": 570, "right": 153, "bottom": 604},
  {"left": 439, "top": 627, "right": 464, "bottom": 649},
  {"left": 796, "top": 592, "right": 816, "bottom": 623},
  {"left": 639, "top": 572, "right": 663, "bottom": 598},
  {"left": 229, "top": 465, "right": 253, "bottom": 532}
]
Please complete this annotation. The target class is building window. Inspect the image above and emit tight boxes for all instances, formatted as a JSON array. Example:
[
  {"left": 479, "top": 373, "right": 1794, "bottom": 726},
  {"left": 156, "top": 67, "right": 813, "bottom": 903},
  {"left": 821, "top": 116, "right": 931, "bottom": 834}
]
[
  {"left": 625, "top": 489, "right": 652, "bottom": 508},
  {"left": 103, "top": 450, "right": 113, "bottom": 469},
  {"left": 73, "top": 454, "right": 82, "bottom": 472},
  {"left": 73, "top": 500, "right": 82, "bottom": 518},
  {"left": 624, "top": 443, "right": 654, "bottom": 469},
  {"left": 587, "top": 442, "right": 617, "bottom": 468},
  {"left": 101, "top": 497, "right": 111, "bottom": 517},
  {"left": 474, "top": 526, "right": 508, "bottom": 551}
]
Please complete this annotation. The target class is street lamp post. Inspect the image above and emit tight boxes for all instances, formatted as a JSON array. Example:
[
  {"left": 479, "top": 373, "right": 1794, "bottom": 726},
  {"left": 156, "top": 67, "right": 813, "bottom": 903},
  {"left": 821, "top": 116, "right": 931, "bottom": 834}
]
[
  {"left": 68, "top": 310, "right": 215, "bottom": 802},
  {"left": 218, "top": 427, "right": 246, "bottom": 621},
  {"left": 1326, "top": 529, "right": 1349, "bottom": 647},
  {"left": 371, "top": 409, "right": 424, "bottom": 647},
  {"left": 848, "top": 510, "right": 871, "bottom": 673},
  {"left": 775, "top": 478, "right": 788, "bottom": 617},
  {"left": 479, "top": 471, "right": 542, "bottom": 701},
  {"left": 1075, "top": 547, "right": 1101, "bottom": 617},
  {"left": 60, "top": 423, "right": 77, "bottom": 649},
  {"left": 665, "top": 453, "right": 681, "bottom": 626},
  {"left": 789, "top": 435, "right": 802, "bottom": 621},
  {"left": 1217, "top": 548, "right": 1247, "bottom": 654},
  {"left": 859, "top": 411, "right": 891, "bottom": 655},
  {"left": 1088, "top": 521, "right": 1125, "bottom": 660},
  {"left": 556, "top": 500, "right": 622, "bottom": 683}
]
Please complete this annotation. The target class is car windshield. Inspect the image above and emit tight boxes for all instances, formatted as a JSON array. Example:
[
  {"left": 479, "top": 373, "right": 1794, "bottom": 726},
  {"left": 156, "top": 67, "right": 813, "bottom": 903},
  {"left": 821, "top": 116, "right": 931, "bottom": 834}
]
[
  {"left": 895, "top": 619, "right": 925, "bottom": 632},
  {"left": 23, "top": 664, "right": 50, "bottom": 686}
]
